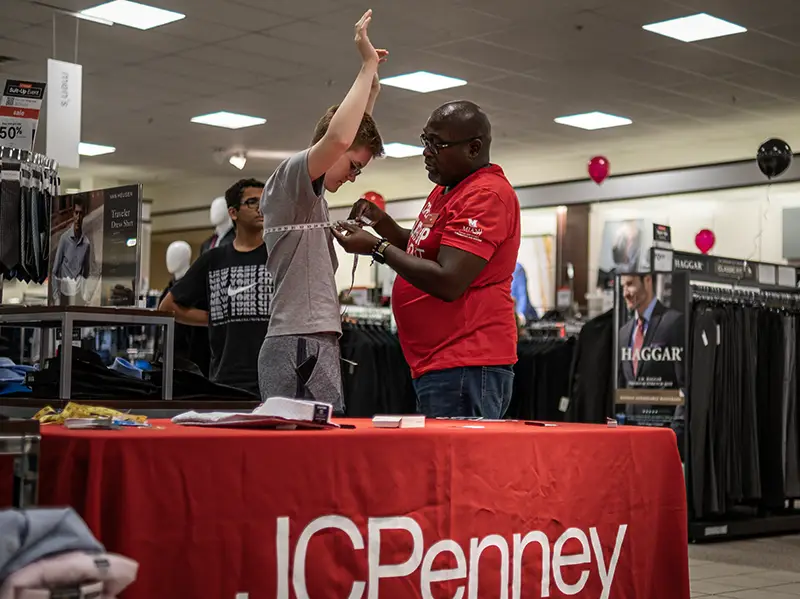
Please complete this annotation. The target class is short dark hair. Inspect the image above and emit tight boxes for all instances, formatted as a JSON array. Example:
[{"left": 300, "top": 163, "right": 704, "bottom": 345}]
[
  {"left": 311, "top": 105, "right": 384, "bottom": 158},
  {"left": 225, "top": 178, "right": 264, "bottom": 209}
]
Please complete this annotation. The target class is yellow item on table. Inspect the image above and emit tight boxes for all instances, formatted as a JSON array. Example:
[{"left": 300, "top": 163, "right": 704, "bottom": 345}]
[{"left": 33, "top": 403, "right": 147, "bottom": 425}]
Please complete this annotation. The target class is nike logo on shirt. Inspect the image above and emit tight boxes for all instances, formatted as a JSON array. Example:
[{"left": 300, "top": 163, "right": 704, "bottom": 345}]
[{"left": 227, "top": 283, "right": 258, "bottom": 297}]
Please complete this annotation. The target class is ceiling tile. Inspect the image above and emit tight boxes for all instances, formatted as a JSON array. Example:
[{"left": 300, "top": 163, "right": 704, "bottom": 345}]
[
  {"left": 668, "top": 79, "right": 784, "bottom": 110},
  {"left": 179, "top": 45, "right": 310, "bottom": 81},
  {"left": 219, "top": 32, "right": 334, "bottom": 67},
  {"left": 636, "top": 45, "right": 748, "bottom": 78},
  {"left": 664, "top": 0, "right": 800, "bottom": 29},
  {"left": 720, "top": 68, "right": 800, "bottom": 101},
  {"left": 3, "top": 0, "right": 52, "bottom": 24},
  {"left": 453, "top": 0, "right": 616, "bottom": 22},
  {"left": 231, "top": 0, "right": 362, "bottom": 20},
  {"left": 424, "top": 40, "right": 547, "bottom": 74},
  {"left": 145, "top": 0, "right": 295, "bottom": 32},
  {"left": 479, "top": 11, "right": 666, "bottom": 62},
  {"left": 143, "top": 54, "right": 270, "bottom": 86}
]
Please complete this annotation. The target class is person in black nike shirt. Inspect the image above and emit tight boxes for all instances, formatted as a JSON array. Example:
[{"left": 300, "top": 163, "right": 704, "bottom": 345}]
[{"left": 159, "top": 178, "right": 272, "bottom": 395}]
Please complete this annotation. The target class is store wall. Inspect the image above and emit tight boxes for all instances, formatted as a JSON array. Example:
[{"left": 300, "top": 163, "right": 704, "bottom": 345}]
[{"left": 588, "top": 181, "right": 800, "bottom": 289}]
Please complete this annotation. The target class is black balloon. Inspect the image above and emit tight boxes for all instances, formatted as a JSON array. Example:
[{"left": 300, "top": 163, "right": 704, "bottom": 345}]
[{"left": 757, "top": 138, "right": 793, "bottom": 179}]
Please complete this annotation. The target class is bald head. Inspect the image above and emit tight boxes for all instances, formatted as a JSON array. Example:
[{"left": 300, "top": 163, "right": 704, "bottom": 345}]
[
  {"left": 422, "top": 101, "right": 492, "bottom": 187},
  {"left": 430, "top": 101, "right": 492, "bottom": 141}
]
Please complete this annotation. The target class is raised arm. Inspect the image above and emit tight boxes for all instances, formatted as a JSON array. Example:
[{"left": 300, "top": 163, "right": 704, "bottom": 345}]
[
  {"left": 365, "top": 72, "right": 381, "bottom": 116},
  {"left": 306, "top": 9, "right": 387, "bottom": 181}
]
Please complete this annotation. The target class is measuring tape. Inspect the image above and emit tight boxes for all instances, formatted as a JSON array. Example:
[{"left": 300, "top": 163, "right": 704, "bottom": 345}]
[
  {"left": 262, "top": 219, "right": 359, "bottom": 235},
  {"left": 263, "top": 217, "right": 374, "bottom": 312}
]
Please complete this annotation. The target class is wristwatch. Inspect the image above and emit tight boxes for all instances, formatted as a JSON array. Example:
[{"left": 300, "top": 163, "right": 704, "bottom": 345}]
[{"left": 371, "top": 238, "right": 391, "bottom": 264}]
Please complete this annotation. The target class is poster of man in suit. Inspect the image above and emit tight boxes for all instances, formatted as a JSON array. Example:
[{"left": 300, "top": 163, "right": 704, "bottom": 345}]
[{"left": 615, "top": 272, "right": 685, "bottom": 428}]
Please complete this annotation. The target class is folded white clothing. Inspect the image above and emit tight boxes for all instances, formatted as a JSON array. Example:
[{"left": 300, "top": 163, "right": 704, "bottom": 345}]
[{"left": 172, "top": 397, "right": 336, "bottom": 429}]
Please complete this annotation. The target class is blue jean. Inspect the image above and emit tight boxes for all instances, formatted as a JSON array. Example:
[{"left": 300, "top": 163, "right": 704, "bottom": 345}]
[{"left": 413, "top": 365, "right": 514, "bottom": 419}]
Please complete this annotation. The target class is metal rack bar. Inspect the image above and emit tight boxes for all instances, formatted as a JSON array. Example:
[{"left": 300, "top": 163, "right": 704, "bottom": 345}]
[
  {"left": 0, "top": 307, "right": 175, "bottom": 399},
  {"left": 0, "top": 433, "right": 40, "bottom": 508}
]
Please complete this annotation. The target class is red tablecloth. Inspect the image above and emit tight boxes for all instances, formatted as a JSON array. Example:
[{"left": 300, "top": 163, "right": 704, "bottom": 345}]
[{"left": 37, "top": 419, "right": 689, "bottom": 599}]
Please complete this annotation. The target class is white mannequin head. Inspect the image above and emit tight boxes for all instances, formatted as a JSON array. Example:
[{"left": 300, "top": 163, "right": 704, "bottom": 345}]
[
  {"left": 210, "top": 197, "right": 232, "bottom": 229},
  {"left": 166, "top": 241, "right": 192, "bottom": 280}
]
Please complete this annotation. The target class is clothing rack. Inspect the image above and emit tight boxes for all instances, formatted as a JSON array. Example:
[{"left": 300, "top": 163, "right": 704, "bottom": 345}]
[
  {"left": 342, "top": 305, "right": 394, "bottom": 329},
  {"left": 683, "top": 273, "right": 800, "bottom": 542},
  {"left": 690, "top": 280, "right": 800, "bottom": 310},
  {"left": 0, "top": 146, "right": 60, "bottom": 303},
  {"left": 526, "top": 321, "right": 584, "bottom": 338}
]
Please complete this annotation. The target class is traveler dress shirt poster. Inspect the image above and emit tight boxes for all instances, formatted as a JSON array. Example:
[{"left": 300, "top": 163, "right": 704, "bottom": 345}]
[
  {"left": 614, "top": 271, "right": 686, "bottom": 428},
  {"left": 48, "top": 185, "right": 141, "bottom": 307}
]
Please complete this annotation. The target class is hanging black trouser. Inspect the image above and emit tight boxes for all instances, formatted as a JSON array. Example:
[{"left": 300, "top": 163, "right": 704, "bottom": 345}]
[
  {"left": 0, "top": 165, "right": 22, "bottom": 274},
  {"left": 741, "top": 307, "right": 761, "bottom": 501},
  {"left": 690, "top": 305, "right": 718, "bottom": 518}
]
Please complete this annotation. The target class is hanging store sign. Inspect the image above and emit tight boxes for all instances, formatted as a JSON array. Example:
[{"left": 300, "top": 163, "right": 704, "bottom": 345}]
[
  {"left": 0, "top": 79, "right": 47, "bottom": 153},
  {"left": 46, "top": 59, "right": 82, "bottom": 169}
]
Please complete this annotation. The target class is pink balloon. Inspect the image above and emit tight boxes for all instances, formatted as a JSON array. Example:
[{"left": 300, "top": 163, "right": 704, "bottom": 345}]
[
  {"left": 588, "top": 156, "right": 610, "bottom": 185},
  {"left": 695, "top": 229, "right": 715, "bottom": 254}
]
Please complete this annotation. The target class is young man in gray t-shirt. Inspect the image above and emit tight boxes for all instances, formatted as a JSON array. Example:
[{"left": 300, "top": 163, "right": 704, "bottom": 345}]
[{"left": 257, "top": 9, "right": 386, "bottom": 413}]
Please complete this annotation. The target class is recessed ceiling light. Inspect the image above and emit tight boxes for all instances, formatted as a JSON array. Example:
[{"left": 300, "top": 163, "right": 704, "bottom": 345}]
[
  {"left": 80, "top": 1, "right": 185, "bottom": 30},
  {"left": 229, "top": 154, "right": 247, "bottom": 170},
  {"left": 383, "top": 142, "right": 425, "bottom": 158},
  {"left": 381, "top": 71, "right": 467, "bottom": 93},
  {"left": 554, "top": 111, "right": 633, "bottom": 131},
  {"left": 191, "top": 111, "right": 266, "bottom": 130},
  {"left": 642, "top": 13, "right": 746, "bottom": 43},
  {"left": 79, "top": 142, "right": 116, "bottom": 156}
]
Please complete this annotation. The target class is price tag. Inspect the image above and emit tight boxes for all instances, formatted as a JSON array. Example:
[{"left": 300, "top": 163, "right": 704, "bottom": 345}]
[{"left": 0, "top": 79, "right": 46, "bottom": 152}]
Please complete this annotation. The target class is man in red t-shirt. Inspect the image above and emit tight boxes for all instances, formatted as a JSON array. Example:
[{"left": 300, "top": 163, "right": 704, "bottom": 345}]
[{"left": 333, "top": 100, "right": 521, "bottom": 418}]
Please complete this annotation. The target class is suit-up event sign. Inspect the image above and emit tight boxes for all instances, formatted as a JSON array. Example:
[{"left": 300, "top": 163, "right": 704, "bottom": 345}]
[
  {"left": 615, "top": 271, "right": 686, "bottom": 427},
  {"left": 48, "top": 185, "right": 141, "bottom": 307},
  {"left": 0, "top": 78, "right": 46, "bottom": 152}
]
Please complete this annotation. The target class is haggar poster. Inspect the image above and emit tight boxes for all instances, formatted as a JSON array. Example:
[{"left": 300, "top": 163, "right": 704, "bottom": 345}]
[{"left": 615, "top": 272, "right": 686, "bottom": 427}]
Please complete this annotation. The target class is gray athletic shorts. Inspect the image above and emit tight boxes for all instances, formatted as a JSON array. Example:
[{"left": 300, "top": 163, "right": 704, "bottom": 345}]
[{"left": 257, "top": 333, "right": 344, "bottom": 414}]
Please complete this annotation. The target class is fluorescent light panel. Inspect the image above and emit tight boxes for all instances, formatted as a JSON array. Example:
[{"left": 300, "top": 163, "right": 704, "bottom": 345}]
[
  {"left": 247, "top": 149, "right": 298, "bottom": 161},
  {"left": 381, "top": 71, "right": 467, "bottom": 93},
  {"left": 642, "top": 13, "right": 746, "bottom": 42},
  {"left": 80, "top": 0, "right": 185, "bottom": 30},
  {"left": 554, "top": 111, "right": 633, "bottom": 131},
  {"left": 191, "top": 111, "right": 266, "bottom": 129},
  {"left": 383, "top": 142, "right": 425, "bottom": 158},
  {"left": 79, "top": 142, "right": 116, "bottom": 156}
]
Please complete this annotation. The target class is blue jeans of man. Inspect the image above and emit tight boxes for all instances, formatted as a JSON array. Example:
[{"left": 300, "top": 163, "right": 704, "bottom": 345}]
[{"left": 413, "top": 365, "right": 514, "bottom": 418}]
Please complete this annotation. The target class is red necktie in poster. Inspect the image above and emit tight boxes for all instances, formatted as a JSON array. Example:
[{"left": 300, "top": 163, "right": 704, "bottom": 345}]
[{"left": 632, "top": 318, "right": 645, "bottom": 376}]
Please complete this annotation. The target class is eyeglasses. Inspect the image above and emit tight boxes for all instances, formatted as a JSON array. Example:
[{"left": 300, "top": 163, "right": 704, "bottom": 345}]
[
  {"left": 239, "top": 198, "right": 260, "bottom": 210},
  {"left": 350, "top": 161, "right": 363, "bottom": 177},
  {"left": 419, "top": 134, "right": 479, "bottom": 155}
]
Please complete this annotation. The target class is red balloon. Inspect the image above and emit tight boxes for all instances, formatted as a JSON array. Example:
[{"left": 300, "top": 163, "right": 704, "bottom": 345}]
[
  {"left": 588, "top": 156, "right": 610, "bottom": 185},
  {"left": 695, "top": 229, "right": 715, "bottom": 254},
  {"left": 363, "top": 191, "right": 385, "bottom": 211}
]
